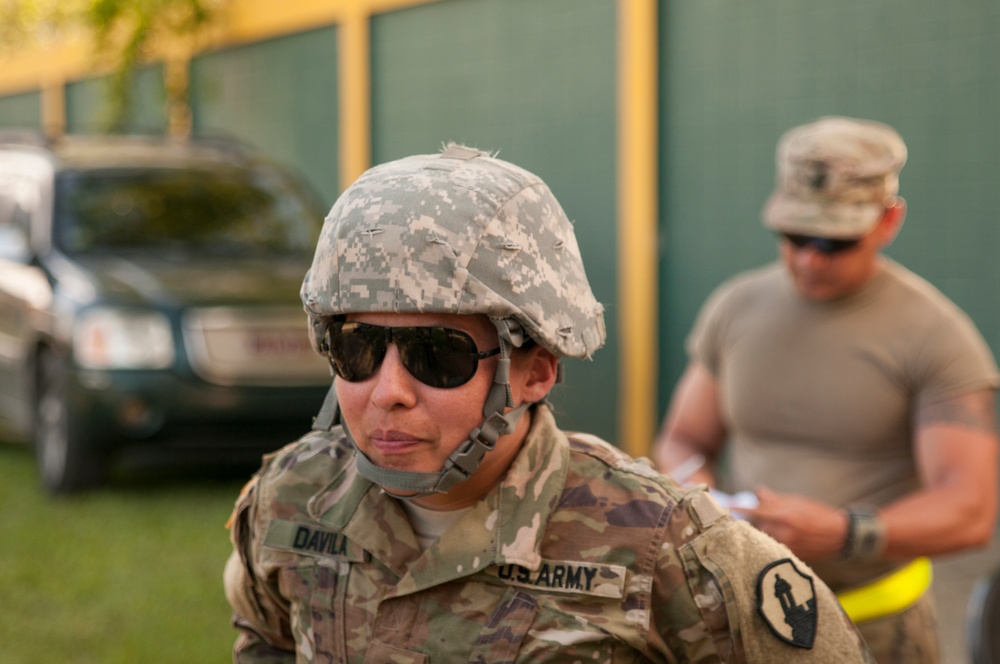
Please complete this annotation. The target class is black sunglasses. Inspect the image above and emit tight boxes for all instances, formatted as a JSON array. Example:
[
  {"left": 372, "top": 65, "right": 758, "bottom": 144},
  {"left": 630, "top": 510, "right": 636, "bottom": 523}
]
[
  {"left": 780, "top": 233, "right": 863, "bottom": 255},
  {"left": 325, "top": 320, "right": 501, "bottom": 389}
]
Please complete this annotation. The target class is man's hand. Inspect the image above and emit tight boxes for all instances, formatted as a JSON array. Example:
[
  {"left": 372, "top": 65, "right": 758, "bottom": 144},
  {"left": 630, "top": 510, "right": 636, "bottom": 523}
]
[{"left": 736, "top": 486, "right": 849, "bottom": 561}]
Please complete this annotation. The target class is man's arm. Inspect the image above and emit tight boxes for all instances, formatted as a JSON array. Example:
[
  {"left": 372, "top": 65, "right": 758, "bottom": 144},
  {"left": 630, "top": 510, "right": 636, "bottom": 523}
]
[
  {"left": 652, "top": 361, "right": 728, "bottom": 486},
  {"left": 743, "top": 389, "right": 998, "bottom": 561},
  {"left": 880, "top": 389, "right": 998, "bottom": 556}
]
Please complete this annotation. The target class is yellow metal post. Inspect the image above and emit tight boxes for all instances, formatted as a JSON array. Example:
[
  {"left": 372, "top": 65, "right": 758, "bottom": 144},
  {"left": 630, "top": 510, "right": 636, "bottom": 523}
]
[
  {"left": 616, "top": 0, "right": 659, "bottom": 457},
  {"left": 165, "top": 53, "right": 192, "bottom": 139},
  {"left": 41, "top": 77, "right": 66, "bottom": 138},
  {"left": 338, "top": 5, "right": 372, "bottom": 192}
]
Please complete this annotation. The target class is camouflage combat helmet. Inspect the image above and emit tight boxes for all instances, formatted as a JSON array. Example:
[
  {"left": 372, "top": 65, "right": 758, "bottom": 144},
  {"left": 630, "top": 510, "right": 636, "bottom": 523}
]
[{"left": 301, "top": 144, "right": 605, "bottom": 496}]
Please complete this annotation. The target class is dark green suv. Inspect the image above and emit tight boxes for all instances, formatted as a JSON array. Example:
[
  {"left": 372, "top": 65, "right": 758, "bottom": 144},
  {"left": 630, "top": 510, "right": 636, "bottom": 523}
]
[{"left": 0, "top": 133, "right": 332, "bottom": 493}]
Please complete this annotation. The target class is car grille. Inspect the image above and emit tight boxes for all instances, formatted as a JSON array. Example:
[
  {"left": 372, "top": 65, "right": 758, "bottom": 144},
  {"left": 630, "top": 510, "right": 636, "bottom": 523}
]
[{"left": 182, "top": 307, "right": 331, "bottom": 387}]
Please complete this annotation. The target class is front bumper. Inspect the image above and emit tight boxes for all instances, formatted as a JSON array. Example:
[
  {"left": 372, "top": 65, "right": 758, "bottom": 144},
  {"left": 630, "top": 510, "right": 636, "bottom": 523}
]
[{"left": 69, "top": 367, "right": 331, "bottom": 452}]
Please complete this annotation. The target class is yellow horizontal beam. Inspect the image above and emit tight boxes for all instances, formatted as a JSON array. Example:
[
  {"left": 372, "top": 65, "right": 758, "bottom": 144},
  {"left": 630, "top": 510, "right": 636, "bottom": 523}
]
[
  {"left": 0, "top": 37, "right": 93, "bottom": 96},
  {"left": 0, "top": 0, "right": 441, "bottom": 95},
  {"left": 207, "top": 0, "right": 348, "bottom": 48}
]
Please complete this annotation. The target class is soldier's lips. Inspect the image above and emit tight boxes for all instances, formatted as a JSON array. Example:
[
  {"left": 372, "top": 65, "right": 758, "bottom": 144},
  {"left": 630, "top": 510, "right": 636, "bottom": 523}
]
[{"left": 370, "top": 431, "right": 424, "bottom": 455}]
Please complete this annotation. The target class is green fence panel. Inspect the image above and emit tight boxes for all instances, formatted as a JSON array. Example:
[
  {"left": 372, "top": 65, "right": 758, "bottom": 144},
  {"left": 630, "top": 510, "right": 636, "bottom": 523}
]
[
  {"left": 65, "top": 65, "right": 167, "bottom": 134},
  {"left": 189, "top": 27, "right": 340, "bottom": 208},
  {"left": 0, "top": 90, "right": 42, "bottom": 130},
  {"left": 371, "top": 0, "right": 618, "bottom": 443}
]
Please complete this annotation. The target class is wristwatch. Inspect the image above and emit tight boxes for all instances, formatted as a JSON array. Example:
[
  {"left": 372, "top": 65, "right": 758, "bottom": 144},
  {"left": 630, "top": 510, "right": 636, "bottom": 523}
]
[{"left": 841, "top": 504, "right": 887, "bottom": 561}]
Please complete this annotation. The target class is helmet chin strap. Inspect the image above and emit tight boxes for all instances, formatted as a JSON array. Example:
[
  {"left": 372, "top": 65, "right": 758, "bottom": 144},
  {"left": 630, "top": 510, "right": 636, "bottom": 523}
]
[{"left": 318, "top": 318, "right": 536, "bottom": 499}]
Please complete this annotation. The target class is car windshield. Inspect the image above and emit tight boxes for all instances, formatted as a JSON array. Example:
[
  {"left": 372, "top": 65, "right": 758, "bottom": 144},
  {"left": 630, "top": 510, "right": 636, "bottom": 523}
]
[{"left": 54, "top": 166, "right": 322, "bottom": 256}]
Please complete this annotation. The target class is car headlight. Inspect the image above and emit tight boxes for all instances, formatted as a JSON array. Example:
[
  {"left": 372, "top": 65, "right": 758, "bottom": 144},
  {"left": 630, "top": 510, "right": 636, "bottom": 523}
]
[{"left": 74, "top": 309, "right": 175, "bottom": 369}]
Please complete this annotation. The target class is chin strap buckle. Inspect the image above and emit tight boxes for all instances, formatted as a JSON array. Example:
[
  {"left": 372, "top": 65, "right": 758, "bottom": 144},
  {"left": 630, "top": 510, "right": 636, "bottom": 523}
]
[{"left": 449, "top": 412, "right": 512, "bottom": 475}]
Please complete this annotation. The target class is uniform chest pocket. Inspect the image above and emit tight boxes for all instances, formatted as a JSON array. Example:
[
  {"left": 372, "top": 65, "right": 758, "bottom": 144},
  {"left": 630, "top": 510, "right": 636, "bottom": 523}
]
[
  {"left": 469, "top": 587, "right": 627, "bottom": 663},
  {"left": 279, "top": 561, "right": 350, "bottom": 662},
  {"left": 467, "top": 587, "right": 538, "bottom": 663}
]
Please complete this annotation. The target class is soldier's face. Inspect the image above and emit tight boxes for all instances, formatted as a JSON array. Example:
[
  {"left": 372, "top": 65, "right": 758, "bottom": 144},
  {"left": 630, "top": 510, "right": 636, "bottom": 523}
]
[
  {"left": 779, "top": 208, "right": 901, "bottom": 301},
  {"left": 779, "top": 232, "right": 880, "bottom": 300},
  {"left": 336, "top": 312, "right": 546, "bottom": 506}
]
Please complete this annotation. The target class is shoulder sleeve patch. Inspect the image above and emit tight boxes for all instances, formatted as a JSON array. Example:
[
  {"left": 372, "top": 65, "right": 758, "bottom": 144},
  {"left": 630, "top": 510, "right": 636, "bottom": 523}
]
[
  {"left": 683, "top": 520, "right": 872, "bottom": 661},
  {"left": 756, "top": 558, "right": 817, "bottom": 649}
]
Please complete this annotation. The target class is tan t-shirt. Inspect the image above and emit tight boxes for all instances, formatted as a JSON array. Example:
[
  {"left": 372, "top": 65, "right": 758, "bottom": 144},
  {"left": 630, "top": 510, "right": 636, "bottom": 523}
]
[{"left": 689, "top": 258, "right": 999, "bottom": 590}]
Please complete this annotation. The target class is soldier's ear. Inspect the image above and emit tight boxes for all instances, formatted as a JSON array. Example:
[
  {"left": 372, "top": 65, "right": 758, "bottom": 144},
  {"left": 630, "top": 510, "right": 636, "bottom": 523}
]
[
  {"left": 514, "top": 346, "right": 559, "bottom": 405},
  {"left": 878, "top": 198, "right": 906, "bottom": 246}
]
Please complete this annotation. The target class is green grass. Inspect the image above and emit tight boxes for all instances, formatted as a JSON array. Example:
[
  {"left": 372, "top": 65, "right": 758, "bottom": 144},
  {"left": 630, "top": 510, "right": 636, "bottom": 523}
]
[{"left": 0, "top": 441, "right": 251, "bottom": 663}]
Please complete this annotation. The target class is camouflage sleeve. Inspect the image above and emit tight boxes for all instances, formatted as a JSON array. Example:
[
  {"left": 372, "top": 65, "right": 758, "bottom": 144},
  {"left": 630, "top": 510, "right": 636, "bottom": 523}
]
[
  {"left": 649, "top": 489, "right": 874, "bottom": 663},
  {"left": 224, "top": 474, "right": 297, "bottom": 662}
]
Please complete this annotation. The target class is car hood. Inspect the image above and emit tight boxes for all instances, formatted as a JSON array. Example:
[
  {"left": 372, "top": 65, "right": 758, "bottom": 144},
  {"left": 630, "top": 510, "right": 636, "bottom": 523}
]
[{"left": 62, "top": 253, "right": 312, "bottom": 309}]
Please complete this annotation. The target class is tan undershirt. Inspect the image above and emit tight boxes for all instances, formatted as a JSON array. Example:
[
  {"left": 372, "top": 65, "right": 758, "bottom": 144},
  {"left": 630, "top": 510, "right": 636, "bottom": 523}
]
[{"left": 400, "top": 501, "right": 473, "bottom": 550}]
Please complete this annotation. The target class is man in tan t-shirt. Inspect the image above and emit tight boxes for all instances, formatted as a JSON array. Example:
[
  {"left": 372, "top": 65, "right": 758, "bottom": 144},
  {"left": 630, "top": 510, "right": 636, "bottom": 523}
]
[{"left": 653, "top": 116, "right": 1000, "bottom": 663}]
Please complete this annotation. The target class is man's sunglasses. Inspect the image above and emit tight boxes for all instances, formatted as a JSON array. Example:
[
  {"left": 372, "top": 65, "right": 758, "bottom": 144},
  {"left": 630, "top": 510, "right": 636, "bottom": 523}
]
[
  {"left": 325, "top": 320, "right": 501, "bottom": 389},
  {"left": 780, "top": 233, "right": 863, "bottom": 255}
]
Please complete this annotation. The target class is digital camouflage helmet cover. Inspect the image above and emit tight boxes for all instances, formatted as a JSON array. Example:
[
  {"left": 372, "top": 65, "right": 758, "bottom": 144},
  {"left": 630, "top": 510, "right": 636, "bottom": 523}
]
[{"left": 301, "top": 144, "right": 605, "bottom": 496}]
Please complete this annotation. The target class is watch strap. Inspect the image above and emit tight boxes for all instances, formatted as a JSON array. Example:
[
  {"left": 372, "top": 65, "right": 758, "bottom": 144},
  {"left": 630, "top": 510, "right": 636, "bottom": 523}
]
[{"left": 842, "top": 504, "right": 887, "bottom": 561}]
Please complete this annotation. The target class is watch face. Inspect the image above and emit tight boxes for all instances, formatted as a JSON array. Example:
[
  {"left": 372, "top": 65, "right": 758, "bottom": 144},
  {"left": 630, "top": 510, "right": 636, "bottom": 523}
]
[
  {"left": 857, "top": 521, "right": 881, "bottom": 555},
  {"left": 847, "top": 506, "right": 885, "bottom": 560}
]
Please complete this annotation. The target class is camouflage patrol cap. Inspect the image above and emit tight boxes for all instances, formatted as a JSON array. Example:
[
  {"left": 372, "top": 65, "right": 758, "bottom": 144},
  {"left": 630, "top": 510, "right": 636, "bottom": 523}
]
[
  {"left": 301, "top": 144, "right": 606, "bottom": 359},
  {"left": 762, "top": 116, "right": 907, "bottom": 238}
]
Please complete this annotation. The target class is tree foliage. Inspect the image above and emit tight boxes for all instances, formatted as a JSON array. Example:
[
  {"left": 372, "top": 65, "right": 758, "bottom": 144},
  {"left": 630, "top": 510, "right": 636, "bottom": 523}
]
[
  {"left": 1, "top": 0, "right": 226, "bottom": 133},
  {"left": 0, "top": 0, "right": 87, "bottom": 54}
]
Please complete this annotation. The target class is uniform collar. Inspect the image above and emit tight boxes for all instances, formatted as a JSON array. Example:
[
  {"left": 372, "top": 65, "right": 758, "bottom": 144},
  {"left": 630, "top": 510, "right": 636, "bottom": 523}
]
[{"left": 306, "top": 405, "right": 570, "bottom": 590}]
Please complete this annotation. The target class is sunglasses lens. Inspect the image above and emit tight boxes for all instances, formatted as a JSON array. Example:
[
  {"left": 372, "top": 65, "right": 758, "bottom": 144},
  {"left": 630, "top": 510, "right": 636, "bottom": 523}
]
[
  {"left": 328, "top": 321, "right": 385, "bottom": 381},
  {"left": 327, "top": 322, "right": 483, "bottom": 388},
  {"left": 782, "top": 234, "right": 861, "bottom": 255},
  {"left": 395, "top": 327, "right": 480, "bottom": 388},
  {"left": 831, "top": 238, "right": 861, "bottom": 253},
  {"left": 784, "top": 234, "right": 811, "bottom": 249}
]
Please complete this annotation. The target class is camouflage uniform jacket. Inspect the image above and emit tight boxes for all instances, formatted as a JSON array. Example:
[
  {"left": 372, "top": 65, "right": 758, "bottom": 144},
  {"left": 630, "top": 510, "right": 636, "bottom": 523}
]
[{"left": 225, "top": 406, "right": 872, "bottom": 663}]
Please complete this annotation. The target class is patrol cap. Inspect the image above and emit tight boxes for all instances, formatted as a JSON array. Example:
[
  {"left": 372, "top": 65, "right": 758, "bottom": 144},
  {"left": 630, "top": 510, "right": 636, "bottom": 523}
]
[
  {"left": 762, "top": 116, "right": 907, "bottom": 239},
  {"left": 301, "top": 144, "right": 605, "bottom": 359}
]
